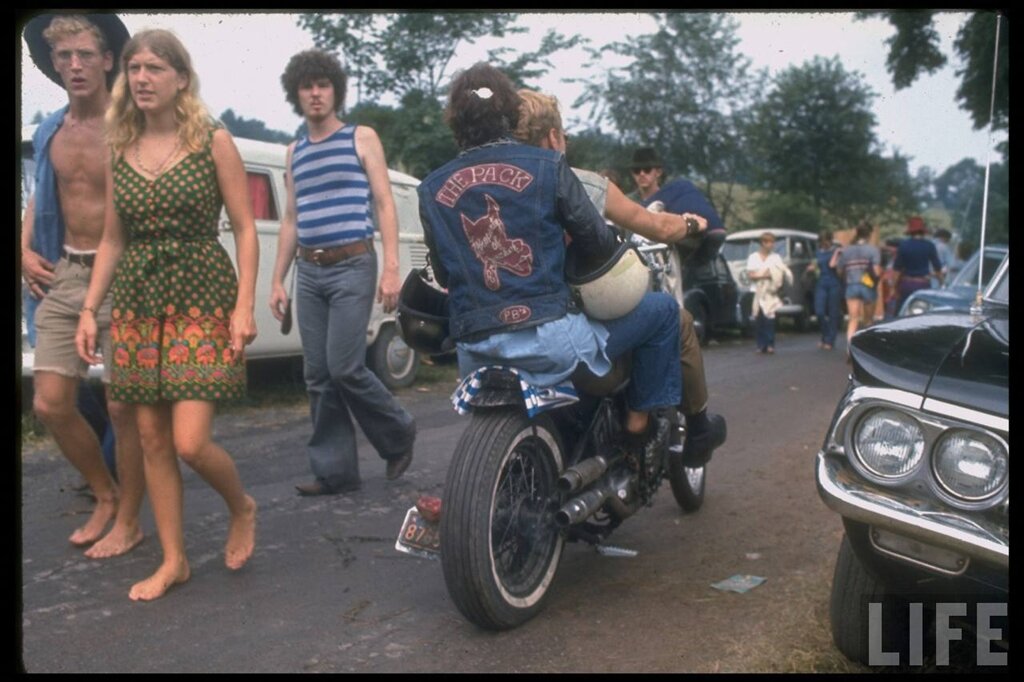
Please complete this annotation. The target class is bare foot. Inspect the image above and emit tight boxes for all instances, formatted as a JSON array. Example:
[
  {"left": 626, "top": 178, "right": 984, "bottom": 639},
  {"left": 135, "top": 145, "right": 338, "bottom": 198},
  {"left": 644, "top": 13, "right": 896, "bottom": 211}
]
[
  {"left": 225, "top": 495, "right": 257, "bottom": 570},
  {"left": 69, "top": 496, "right": 117, "bottom": 547},
  {"left": 84, "top": 524, "right": 144, "bottom": 559},
  {"left": 129, "top": 560, "right": 190, "bottom": 601}
]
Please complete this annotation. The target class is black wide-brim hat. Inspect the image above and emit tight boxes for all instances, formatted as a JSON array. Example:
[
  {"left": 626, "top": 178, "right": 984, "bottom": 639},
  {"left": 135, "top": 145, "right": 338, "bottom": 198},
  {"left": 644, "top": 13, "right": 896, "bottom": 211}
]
[
  {"left": 630, "top": 146, "right": 663, "bottom": 170},
  {"left": 24, "top": 13, "right": 130, "bottom": 89}
]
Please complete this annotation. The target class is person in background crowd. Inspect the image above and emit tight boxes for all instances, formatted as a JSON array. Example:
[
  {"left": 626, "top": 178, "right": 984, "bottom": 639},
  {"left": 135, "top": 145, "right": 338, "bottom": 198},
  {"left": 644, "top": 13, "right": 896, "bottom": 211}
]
[
  {"left": 747, "top": 231, "right": 791, "bottom": 355},
  {"left": 893, "top": 215, "right": 943, "bottom": 312},
  {"left": 809, "top": 229, "right": 842, "bottom": 350},
  {"left": 832, "top": 221, "right": 882, "bottom": 353},
  {"left": 930, "top": 227, "right": 953, "bottom": 288}
]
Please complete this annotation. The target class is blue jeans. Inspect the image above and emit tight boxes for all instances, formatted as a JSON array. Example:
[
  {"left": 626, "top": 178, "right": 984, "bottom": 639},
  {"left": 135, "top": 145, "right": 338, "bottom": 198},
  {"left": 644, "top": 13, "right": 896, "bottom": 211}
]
[
  {"left": 755, "top": 311, "right": 775, "bottom": 351},
  {"left": 296, "top": 253, "right": 416, "bottom": 489},
  {"left": 602, "top": 292, "right": 681, "bottom": 412},
  {"left": 814, "top": 280, "right": 842, "bottom": 346}
]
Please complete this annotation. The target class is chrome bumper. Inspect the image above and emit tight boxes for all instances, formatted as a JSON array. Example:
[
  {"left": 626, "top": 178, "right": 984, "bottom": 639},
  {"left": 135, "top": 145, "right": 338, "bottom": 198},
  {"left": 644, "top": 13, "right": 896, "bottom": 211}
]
[{"left": 816, "top": 452, "right": 1009, "bottom": 570}]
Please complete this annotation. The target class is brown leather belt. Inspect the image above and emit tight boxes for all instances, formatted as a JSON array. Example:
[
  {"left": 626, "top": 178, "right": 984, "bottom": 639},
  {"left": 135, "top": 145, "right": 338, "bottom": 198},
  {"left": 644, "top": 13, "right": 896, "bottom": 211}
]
[
  {"left": 62, "top": 251, "right": 96, "bottom": 267},
  {"left": 297, "top": 239, "right": 372, "bottom": 266}
]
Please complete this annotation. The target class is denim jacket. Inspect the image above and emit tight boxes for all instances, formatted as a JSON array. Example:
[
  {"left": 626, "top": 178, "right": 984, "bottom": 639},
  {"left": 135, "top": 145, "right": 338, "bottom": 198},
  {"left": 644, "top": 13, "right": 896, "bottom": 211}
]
[
  {"left": 23, "top": 106, "right": 69, "bottom": 345},
  {"left": 418, "top": 141, "right": 617, "bottom": 341}
]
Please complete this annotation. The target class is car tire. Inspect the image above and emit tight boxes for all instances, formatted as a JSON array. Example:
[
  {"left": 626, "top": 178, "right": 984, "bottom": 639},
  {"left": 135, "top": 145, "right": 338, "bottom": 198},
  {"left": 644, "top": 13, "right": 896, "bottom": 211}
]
[
  {"left": 688, "top": 301, "right": 709, "bottom": 346},
  {"left": 830, "top": 534, "right": 914, "bottom": 666},
  {"left": 367, "top": 322, "right": 420, "bottom": 390}
]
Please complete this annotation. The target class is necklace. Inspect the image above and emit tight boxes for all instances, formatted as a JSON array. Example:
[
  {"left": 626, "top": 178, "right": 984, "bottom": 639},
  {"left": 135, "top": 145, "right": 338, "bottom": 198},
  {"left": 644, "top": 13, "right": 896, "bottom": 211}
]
[{"left": 134, "top": 136, "right": 181, "bottom": 178}]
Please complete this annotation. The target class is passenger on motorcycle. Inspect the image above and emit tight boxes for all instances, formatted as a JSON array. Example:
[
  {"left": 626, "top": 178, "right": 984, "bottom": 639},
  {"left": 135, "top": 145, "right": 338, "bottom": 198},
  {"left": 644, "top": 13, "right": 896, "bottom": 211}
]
[
  {"left": 514, "top": 88, "right": 727, "bottom": 466},
  {"left": 418, "top": 62, "right": 681, "bottom": 447}
]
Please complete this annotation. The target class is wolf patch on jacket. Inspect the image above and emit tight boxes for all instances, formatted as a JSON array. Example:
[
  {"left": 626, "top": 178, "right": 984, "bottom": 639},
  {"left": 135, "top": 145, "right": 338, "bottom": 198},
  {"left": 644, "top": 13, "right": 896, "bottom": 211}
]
[{"left": 460, "top": 194, "right": 534, "bottom": 290}]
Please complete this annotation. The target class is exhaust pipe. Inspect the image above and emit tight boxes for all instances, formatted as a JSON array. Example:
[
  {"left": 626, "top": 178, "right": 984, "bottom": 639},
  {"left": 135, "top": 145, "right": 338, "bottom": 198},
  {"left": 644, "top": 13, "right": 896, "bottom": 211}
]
[
  {"left": 556, "top": 487, "right": 615, "bottom": 527},
  {"left": 558, "top": 455, "right": 609, "bottom": 493}
]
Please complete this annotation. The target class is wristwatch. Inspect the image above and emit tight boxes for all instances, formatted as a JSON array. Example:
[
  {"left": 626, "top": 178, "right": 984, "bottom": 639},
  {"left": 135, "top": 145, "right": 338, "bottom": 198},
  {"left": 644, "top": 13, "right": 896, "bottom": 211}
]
[{"left": 685, "top": 217, "right": 700, "bottom": 237}]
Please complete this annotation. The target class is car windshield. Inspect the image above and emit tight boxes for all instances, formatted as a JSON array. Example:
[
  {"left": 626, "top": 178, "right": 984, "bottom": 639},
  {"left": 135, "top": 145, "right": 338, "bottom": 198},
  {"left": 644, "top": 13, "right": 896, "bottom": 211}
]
[
  {"left": 985, "top": 257, "right": 1009, "bottom": 305},
  {"left": 951, "top": 248, "right": 1005, "bottom": 289},
  {"left": 722, "top": 238, "right": 784, "bottom": 262}
]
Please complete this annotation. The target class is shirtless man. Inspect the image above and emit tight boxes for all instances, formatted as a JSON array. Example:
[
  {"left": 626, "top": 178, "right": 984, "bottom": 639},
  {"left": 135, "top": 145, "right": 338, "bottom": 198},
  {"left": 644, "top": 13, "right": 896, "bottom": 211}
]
[{"left": 22, "top": 14, "right": 145, "bottom": 558}]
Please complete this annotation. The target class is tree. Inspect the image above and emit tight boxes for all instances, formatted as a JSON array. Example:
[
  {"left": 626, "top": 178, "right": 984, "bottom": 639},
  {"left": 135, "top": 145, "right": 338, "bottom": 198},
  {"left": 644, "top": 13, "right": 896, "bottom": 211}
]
[
  {"left": 348, "top": 92, "right": 458, "bottom": 179},
  {"left": 858, "top": 11, "right": 1008, "bottom": 132},
  {"left": 745, "top": 57, "right": 917, "bottom": 228},
  {"left": 298, "top": 13, "right": 522, "bottom": 104},
  {"left": 932, "top": 157, "right": 1007, "bottom": 244},
  {"left": 576, "top": 13, "right": 756, "bottom": 225},
  {"left": 219, "top": 109, "right": 293, "bottom": 145},
  {"left": 563, "top": 128, "right": 634, "bottom": 192}
]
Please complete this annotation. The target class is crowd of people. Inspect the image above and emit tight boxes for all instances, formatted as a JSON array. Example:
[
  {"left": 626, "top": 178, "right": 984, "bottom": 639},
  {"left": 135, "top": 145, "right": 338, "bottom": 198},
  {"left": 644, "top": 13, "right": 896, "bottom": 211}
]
[{"left": 21, "top": 12, "right": 951, "bottom": 603}]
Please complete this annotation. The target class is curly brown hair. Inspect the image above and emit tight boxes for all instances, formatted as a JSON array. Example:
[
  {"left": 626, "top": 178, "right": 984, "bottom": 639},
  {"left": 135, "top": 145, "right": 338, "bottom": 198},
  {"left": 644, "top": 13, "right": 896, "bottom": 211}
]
[
  {"left": 280, "top": 49, "right": 348, "bottom": 117},
  {"left": 444, "top": 62, "right": 521, "bottom": 150}
]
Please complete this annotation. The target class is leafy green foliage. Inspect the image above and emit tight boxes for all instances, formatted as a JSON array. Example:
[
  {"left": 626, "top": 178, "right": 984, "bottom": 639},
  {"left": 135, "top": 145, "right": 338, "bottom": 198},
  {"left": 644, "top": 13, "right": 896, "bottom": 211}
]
[
  {"left": 859, "top": 11, "right": 1008, "bottom": 132},
  {"left": 954, "top": 13, "right": 1009, "bottom": 131},
  {"left": 576, "top": 14, "right": 754, "bottom": 191},
  {"left": 745, "top": 57, "right": 919, "bottom": 228},
  {"left": 933, "top": 157, "right": 1007, "bottom": 244},
  {"left": 298, "top": 13, "right": 522, "bottom": 102},
  {"left": 219, "top": 109, "right": 293, "bottom": 145},
  {"left": 752, "top": 193, "right": 822, "bottom": 232}
]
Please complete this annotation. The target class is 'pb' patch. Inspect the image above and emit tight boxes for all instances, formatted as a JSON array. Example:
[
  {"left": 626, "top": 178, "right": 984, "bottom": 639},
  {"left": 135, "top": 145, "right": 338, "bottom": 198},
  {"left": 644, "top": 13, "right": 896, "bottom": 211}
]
[
  {"left": 498, "top": 305, "right": 532, "bottom": 325},
  {"left": 460, "top": 194, "right": 533, "bottom": 290}
]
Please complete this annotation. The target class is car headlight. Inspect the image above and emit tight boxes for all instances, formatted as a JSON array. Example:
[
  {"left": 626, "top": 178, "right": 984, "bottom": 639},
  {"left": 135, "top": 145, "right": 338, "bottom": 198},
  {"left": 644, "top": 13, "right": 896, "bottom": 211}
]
[
  {"left": 853, "top": 409, "right": 925, "bottom": 478},
  {"left": 906, "top": 298, "right": 931, "bottom": 315},
  {"left": 932, "top": 430, "right": 1008, "bottom": 501}
]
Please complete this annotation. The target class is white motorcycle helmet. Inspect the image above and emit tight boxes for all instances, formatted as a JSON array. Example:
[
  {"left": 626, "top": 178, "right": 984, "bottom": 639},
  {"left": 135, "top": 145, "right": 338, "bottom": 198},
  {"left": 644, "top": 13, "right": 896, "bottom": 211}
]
[{"left": 565, "top": 239, "right": 651, "bottom": 320}]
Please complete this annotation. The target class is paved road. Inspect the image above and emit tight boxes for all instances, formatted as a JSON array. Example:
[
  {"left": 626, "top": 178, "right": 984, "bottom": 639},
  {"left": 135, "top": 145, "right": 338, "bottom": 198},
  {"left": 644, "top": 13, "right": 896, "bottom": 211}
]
[{"left": 19, "top": 329, "right": 857, "bottom": 673}]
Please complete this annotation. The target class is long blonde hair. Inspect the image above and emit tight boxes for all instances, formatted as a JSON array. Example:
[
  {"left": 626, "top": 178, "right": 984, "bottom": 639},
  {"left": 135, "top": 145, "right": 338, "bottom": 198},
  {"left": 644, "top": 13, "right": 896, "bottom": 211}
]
[{"left": 106, "top": 29, "right": 213, "bottom": 158}]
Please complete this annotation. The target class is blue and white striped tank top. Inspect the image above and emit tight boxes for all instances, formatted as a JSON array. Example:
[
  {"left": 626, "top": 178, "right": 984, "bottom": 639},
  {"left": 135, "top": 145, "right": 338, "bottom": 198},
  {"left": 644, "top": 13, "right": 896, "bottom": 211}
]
[{"left": 291, "top": 124, "right": 374, "bottom": 248}]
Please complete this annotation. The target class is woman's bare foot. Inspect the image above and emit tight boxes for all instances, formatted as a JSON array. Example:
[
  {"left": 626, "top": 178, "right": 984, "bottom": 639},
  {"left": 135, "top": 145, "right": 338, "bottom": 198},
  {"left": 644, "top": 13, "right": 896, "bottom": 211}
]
[
  {"left": 84, "top": 523, "right": 144, "bottom": 559},
  {"left": 69, "top": 496, "right": 117, "bottom": 547},
  {"left": 129, "top": 559, "right": 190, "bottom": 601},
  {"left": 225, "top": 495, "right": 257, "bottom": 570}
]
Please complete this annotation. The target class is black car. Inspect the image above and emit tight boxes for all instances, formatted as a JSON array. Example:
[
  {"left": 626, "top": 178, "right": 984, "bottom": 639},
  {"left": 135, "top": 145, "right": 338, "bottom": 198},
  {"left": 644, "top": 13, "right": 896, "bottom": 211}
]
[
  {"left": 682, "top": 251, "right": 743, "bottom": 345},
  {"left": 816, "top": 257, "right": 1008, "bottom": 666}
]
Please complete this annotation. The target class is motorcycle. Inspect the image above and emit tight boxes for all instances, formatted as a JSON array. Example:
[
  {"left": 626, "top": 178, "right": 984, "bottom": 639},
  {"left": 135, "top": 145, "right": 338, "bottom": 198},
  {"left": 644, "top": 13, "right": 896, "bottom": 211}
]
[{"left": 395, "top": 225, "right": 708, "bottom": 631}]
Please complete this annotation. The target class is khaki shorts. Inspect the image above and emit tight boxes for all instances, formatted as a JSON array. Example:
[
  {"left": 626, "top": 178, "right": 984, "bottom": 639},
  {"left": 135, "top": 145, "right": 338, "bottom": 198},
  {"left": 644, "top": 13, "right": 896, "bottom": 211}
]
[{"left": 33, "top": 257, "right": 113, "bottom": 382}]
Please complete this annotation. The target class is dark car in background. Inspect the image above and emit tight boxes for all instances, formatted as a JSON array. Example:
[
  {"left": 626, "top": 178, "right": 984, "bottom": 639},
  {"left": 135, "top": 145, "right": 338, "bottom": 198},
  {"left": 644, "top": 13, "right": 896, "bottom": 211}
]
[
  {"left": 900, "top": 244, "right": 1008, "bottom": 317},
  {"left": 816, "top": 257, "right": 1009, "bottom": 665},
  {"left": 682, "top": 251, "right": 743, "bottom": 345}
]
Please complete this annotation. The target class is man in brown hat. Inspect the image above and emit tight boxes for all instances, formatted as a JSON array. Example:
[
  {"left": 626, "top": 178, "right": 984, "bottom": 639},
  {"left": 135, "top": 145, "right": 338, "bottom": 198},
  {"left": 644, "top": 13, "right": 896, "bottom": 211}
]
[{"left": 21, "top": 13, "right": 145, "bottom": 558}]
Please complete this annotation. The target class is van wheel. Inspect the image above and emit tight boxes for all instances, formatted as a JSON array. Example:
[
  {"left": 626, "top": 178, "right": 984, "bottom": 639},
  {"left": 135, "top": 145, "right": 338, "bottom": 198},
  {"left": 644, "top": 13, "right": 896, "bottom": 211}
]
[{"left": 368, "top": 323, "right": 419, "bottom": 390}]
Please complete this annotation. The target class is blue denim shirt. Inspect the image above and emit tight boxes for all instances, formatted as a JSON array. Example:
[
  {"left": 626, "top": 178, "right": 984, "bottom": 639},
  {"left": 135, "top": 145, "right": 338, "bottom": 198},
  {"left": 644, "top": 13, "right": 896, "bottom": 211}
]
[
  {"left": 419, "top": 141, "right": 616, "bottom": 341},
  {"left": 23, "top": 106, "right": 69, "bottom": 346}
]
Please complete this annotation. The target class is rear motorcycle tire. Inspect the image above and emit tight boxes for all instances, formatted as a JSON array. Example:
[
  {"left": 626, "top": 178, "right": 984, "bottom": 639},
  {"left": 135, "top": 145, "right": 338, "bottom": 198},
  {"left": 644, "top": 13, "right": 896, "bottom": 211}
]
[
  {"left": 667, "top": 412, "right": 706, "bottom": 512},
  {"left": 440, "top": 409, "right": 565, "bottom": 630}
]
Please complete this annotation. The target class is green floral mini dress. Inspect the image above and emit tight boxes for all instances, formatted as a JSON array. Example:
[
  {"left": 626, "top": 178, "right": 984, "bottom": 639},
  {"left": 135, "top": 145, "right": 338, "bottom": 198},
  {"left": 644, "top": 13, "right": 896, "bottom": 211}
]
[{"left": 109, "top": 133, "right": 246, "bottom": 403}]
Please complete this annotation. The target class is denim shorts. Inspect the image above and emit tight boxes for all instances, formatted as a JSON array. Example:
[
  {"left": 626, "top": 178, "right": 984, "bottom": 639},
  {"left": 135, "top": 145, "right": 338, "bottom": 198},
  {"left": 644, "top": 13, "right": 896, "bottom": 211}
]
[{"left": 844, "top": 282, "right": 877, "bottom": 303}]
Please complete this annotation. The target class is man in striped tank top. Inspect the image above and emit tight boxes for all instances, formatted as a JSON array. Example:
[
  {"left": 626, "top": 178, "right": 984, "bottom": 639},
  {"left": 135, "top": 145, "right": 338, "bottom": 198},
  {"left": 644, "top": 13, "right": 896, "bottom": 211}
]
[{"left": 270, "top": 49, "right": 416, "bottom": 496}]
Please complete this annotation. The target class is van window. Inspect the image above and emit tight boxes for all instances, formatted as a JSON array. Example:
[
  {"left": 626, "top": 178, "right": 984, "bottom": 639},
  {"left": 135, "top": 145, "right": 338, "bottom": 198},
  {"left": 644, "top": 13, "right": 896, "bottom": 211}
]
[{"left": 247, "top": 171, "right": 278, "bottom": 221}]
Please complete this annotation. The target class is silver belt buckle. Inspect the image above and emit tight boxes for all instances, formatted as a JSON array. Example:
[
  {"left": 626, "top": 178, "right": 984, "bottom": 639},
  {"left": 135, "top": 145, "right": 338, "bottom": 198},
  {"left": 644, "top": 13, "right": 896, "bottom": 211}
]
[{"left": 311, "top": 248, "right": 326, "bottom": 265}]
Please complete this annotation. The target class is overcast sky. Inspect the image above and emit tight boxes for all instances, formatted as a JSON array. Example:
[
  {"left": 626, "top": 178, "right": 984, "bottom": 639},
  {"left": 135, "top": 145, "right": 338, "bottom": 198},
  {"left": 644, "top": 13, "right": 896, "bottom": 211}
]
[{"left": 19, "top": 11, "right": 1005, "bottom": 177}]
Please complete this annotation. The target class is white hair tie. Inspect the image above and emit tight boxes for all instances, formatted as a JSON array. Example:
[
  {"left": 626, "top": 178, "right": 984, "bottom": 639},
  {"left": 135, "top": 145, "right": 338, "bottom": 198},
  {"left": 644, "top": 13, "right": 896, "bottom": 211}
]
[{"left": 471, "top": 87, "right": 493, "bottom": 100}]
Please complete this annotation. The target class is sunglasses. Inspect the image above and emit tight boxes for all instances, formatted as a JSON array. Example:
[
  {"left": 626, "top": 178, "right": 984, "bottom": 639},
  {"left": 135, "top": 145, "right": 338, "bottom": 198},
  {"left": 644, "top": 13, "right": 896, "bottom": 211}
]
[{"left": 632, "top": 166, "right": 660, "bottom": 175}]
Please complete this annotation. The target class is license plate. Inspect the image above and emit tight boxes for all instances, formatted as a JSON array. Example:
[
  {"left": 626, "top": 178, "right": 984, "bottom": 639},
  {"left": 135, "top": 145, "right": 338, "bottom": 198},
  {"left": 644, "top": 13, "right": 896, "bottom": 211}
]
[{"left": 395, "top": 506, "right": 441, "bottom": 559}]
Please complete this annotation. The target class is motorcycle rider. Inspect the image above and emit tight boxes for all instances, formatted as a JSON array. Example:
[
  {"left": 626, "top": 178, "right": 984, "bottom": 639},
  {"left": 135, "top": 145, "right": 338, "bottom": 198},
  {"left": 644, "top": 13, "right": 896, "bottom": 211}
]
[
  {"left": 418, "top": 63, "right": 681, "bottom": 454},
  {"left": 514, "top": 89, "right": 726, "bottom": 465}
]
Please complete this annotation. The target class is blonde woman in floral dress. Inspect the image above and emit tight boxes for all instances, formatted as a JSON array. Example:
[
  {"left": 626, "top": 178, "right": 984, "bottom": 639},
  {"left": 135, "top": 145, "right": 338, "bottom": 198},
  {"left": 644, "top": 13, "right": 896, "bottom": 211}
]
[{"left": 76, "top": 29, "right": 258, "bottom": 601}]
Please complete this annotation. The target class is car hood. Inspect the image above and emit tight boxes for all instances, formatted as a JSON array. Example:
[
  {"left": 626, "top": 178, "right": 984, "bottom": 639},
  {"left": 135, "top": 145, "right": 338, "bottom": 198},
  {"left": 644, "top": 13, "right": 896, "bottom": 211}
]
[
  {"left": 905, "top": 284, "right": 977, "bottom": 311},
  {"left": 850, "top": 308, "right": 1009, "bottom": 419}
]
